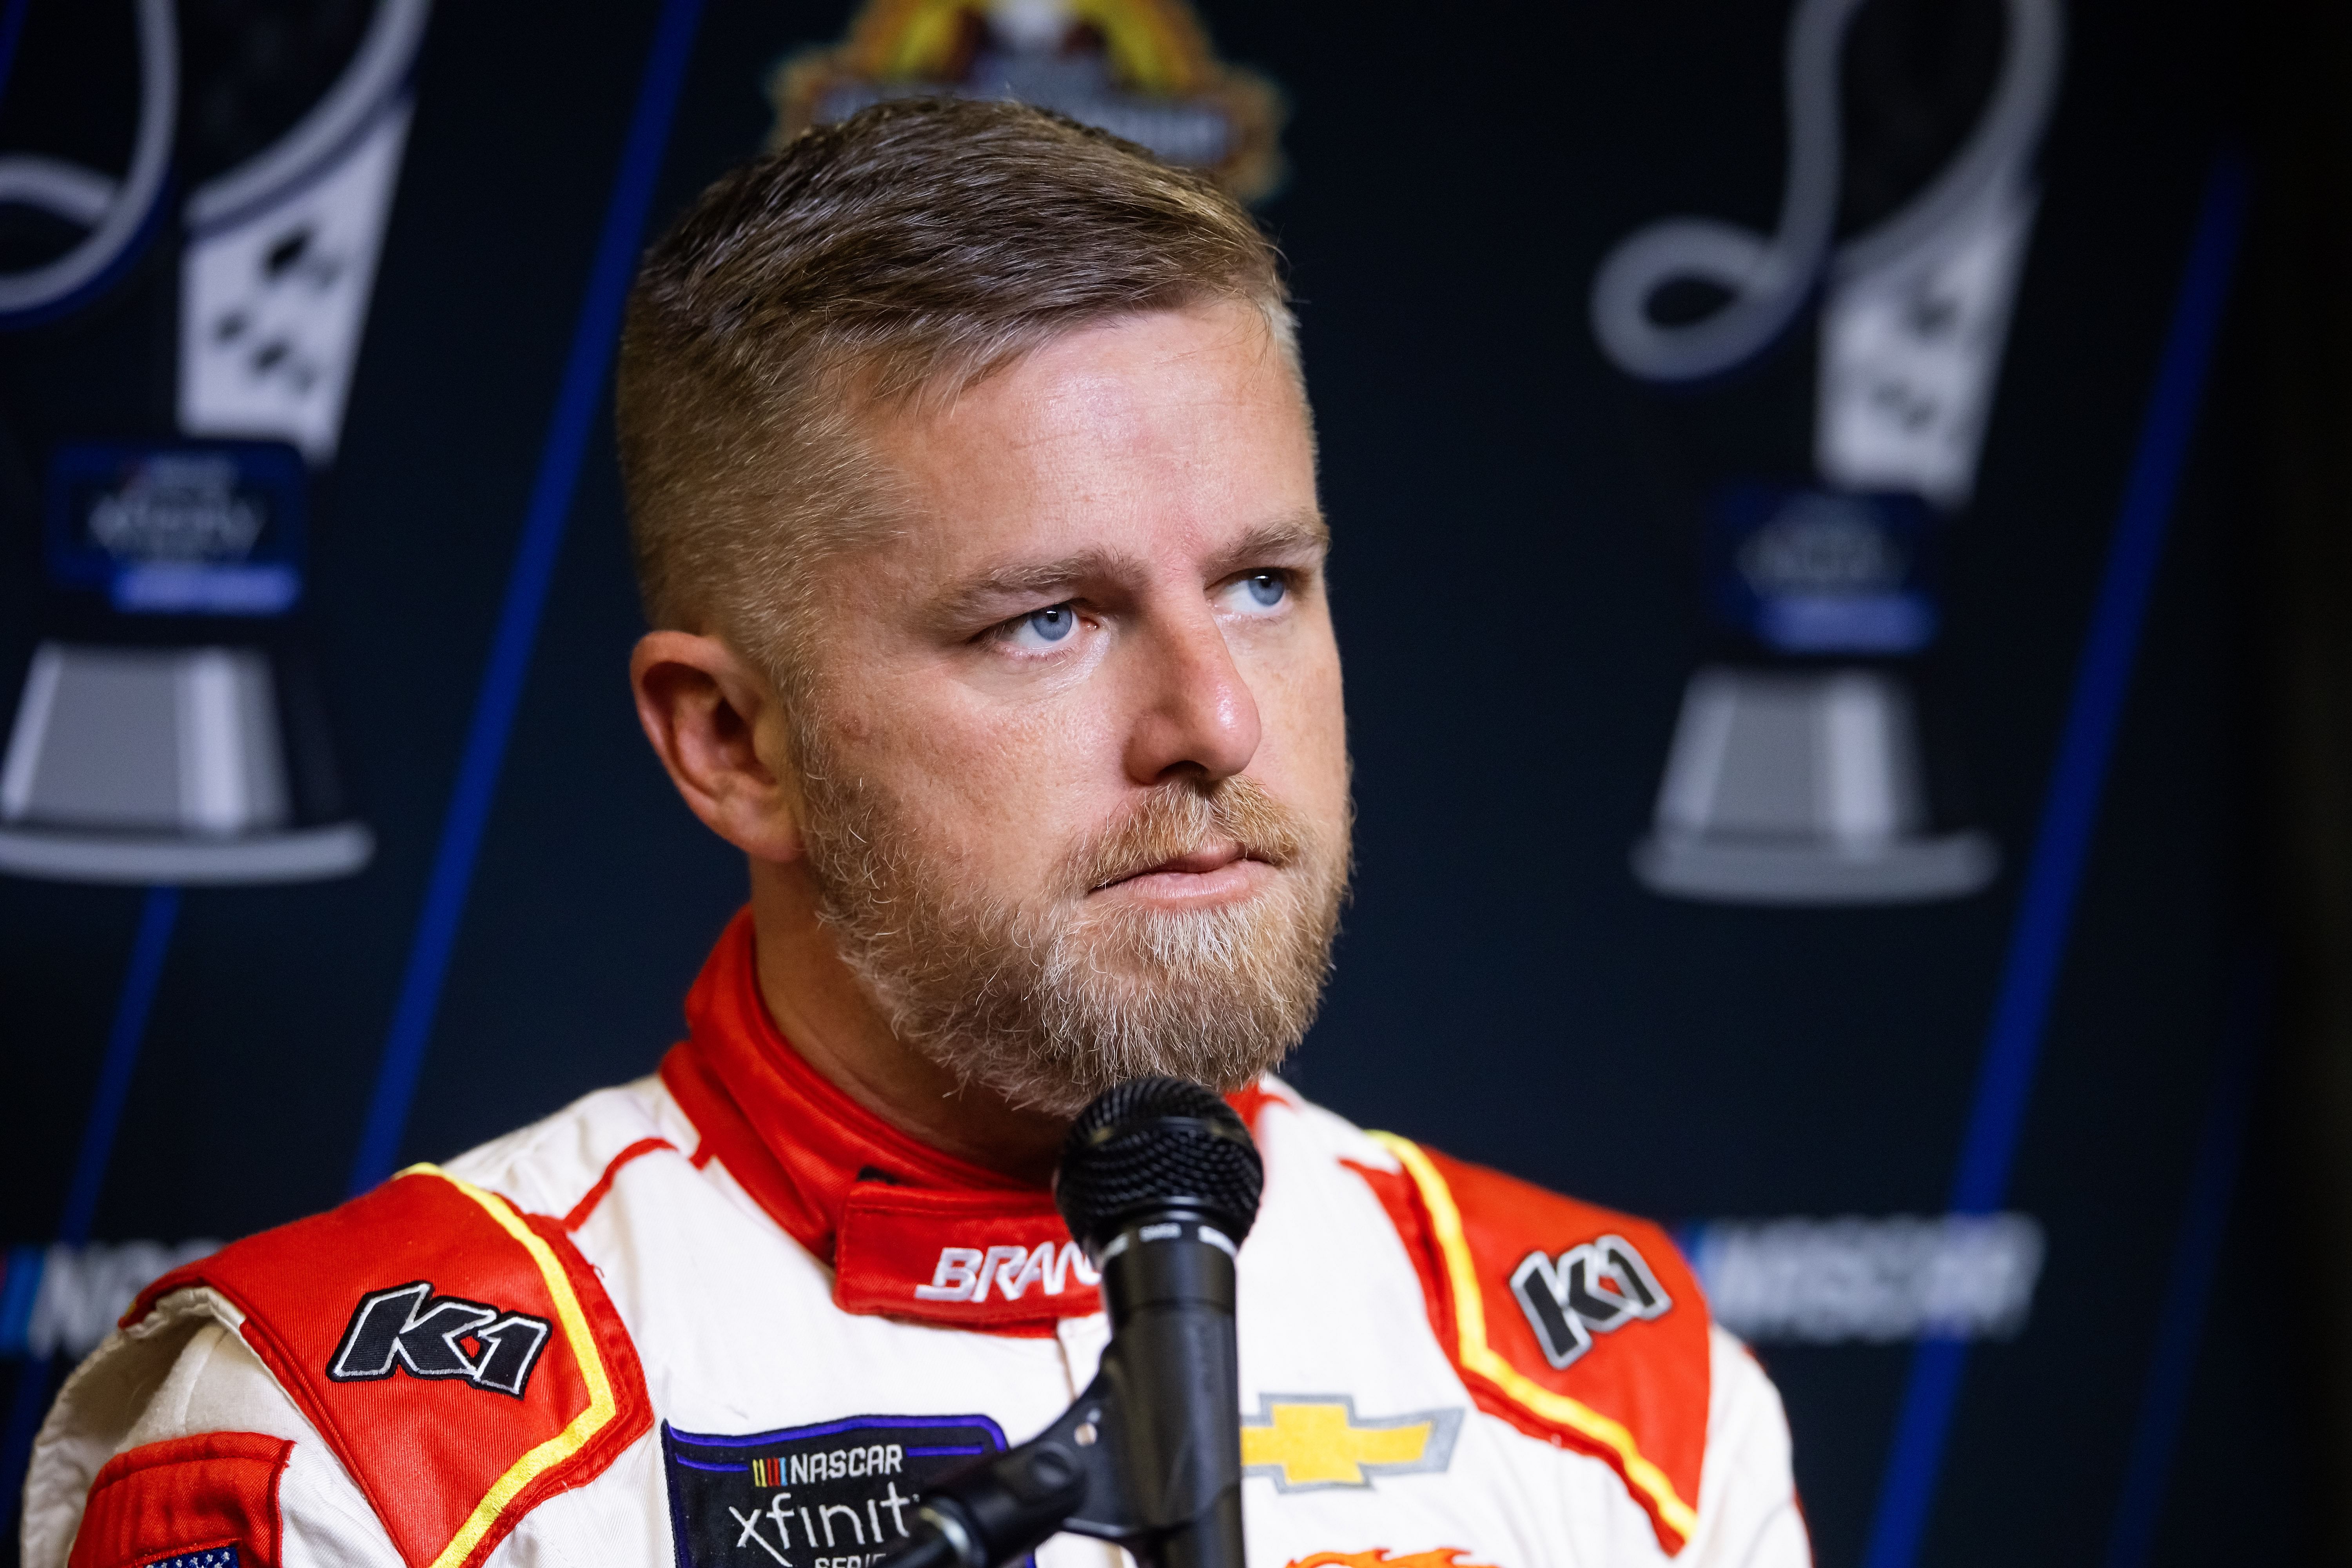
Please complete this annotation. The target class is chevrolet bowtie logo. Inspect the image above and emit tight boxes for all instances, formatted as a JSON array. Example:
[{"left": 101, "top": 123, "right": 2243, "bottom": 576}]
[{"left": 1240, "top": 1396, "right": 1464, "bottom": 1491}]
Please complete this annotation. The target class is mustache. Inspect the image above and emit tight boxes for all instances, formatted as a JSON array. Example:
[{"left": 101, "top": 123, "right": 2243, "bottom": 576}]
[{"left": 1072, "top": 776, "right": 1309, "bottom": 893}]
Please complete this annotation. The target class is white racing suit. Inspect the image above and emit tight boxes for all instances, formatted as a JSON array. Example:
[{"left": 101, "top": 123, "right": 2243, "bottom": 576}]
[{"left": 23, "top": 909, "right": 1809, "bottom": 1568}]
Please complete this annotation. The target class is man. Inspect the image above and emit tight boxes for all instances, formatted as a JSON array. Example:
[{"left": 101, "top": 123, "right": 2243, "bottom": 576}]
[{"left": 23, "top": 102, "right": 1808, "bottom": 1568}]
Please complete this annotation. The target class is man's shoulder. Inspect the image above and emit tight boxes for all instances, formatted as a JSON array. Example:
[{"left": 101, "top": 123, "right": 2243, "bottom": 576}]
[
  {"left": 1245, "top": 1083, "right": 1699, "bottom": 1335},
  {"left": 1252, "top": 1083, "right": 1713, "bottom": 1555},
  {"left": 106, "top": 1163, "right": 654, "bottom": 1568},
  {"left": 437, "top": 1073, "right": 688, "bottom": 1220}
]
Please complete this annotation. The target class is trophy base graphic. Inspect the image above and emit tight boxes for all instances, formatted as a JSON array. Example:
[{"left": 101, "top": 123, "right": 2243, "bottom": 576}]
[
  {"left": 0, "top": 641, "right": 372, "bottom": 885},
  {"left": 1633, "top": 665, "right": 1997, "bottom": 906}
]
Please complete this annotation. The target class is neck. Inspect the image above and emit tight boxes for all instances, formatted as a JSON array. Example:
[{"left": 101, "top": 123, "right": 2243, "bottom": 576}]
[{"left": 746, "top": 858, "right": 1071, "bottom": 1184}]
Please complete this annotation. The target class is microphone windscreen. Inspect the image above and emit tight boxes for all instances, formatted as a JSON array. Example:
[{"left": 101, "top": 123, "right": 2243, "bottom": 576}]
[{"left": 1054, "top": 1077, "right": 1265, "bottom": 1252}]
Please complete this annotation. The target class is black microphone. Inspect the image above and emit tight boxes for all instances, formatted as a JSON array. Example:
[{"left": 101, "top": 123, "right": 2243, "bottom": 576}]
[
  {"left": 1055, "top": 1076, "right": 1263, "bottom": 1568},
  {"left": 879, "top": 1077, "right": 1264, "bottom": 1568}
]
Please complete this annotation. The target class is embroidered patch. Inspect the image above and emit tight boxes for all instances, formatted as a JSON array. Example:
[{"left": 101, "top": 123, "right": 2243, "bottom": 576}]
[
  {"left": 664, "top": 1415, "right": 1026, "bottom": 1568},
  {"left": 1507, "top": 1233, "right": 1672, "bottom": 1370},
  {"left": 67, "top": 1432, "right": 289, "bottom": 1568},
  {"left": 1285, "top": 1552, "right": 1496, "bottom": 1568},
  {"left": 147, "top": 1551, "right": 242, "bottom": 1568},
  {"left": 1241, "top": 1395, "right": 1462, "bottom": 1491},
  {"left": 325, "top": 1279, "right": 552, "bottom": 1397}
]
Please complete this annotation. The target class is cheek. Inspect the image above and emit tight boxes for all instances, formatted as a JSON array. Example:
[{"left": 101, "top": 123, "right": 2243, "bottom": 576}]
[
  {"left": 852, "top": 678, "right": 1120, "bottom": 875},
  {"left": 1246, "top": 631, "right": 1350, "bottom": 802}
]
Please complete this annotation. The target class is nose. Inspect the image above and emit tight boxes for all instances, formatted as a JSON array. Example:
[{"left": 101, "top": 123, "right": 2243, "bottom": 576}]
[{"left": 1122, "top": 606, "right": 1262, "bottom": 786}]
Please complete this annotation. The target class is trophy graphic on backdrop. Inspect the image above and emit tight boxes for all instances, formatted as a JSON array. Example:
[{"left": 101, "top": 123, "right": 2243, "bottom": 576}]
[
  {"left": 0, "top": 0, "right": 429, "bottom": 883},
  {"left": 769, "top": 0, "right": 1285, "bottom": 202},
  {"left": 1592, "top": 0, "right": 2062, "bottom": 904}
]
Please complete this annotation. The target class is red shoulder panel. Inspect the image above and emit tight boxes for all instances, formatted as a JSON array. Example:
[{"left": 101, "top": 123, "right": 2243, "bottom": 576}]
[
  {"left": 1349, "top": 1136, "right": 1709, "bottom": 1555},
  {"left": 126, "top": 1166, "right": 651, "bottom": 1568},
  {"left": 69, "top": 1432, "right": 290, "bottom": 1568}
]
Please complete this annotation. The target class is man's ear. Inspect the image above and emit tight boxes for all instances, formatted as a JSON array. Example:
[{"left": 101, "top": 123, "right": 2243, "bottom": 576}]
[{"left": 630, "top": 631, "right": 807, "bottom": 862}]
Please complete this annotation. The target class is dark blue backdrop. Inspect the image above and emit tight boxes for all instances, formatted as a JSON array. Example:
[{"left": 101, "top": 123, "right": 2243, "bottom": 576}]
[{"left": 0, "top": 2, "right": 2300, "bottom": 1564}]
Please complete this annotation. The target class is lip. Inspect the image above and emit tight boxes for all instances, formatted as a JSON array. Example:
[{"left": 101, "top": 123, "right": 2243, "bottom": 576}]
[
  {"left": 1093, "top": 842, "right": 1270, "bottom": 906},
  {"left": 1109, "top": 843, "right": 1248, "bottom": 882}
]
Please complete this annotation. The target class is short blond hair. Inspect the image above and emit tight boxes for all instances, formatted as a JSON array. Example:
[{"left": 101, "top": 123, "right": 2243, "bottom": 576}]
[{"left": 613, "top": 97, "right": 1294, "bottom": 677}]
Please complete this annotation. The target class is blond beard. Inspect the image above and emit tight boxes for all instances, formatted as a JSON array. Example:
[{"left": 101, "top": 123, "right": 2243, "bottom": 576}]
[{"left": 794, "top": 742, "right": 1349, "bottom": 1117}]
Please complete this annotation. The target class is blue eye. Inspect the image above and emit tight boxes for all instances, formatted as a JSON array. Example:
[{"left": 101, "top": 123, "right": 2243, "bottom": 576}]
[
  {"left": 1006, "top": 603, "right": 1078, "bottom": 650},
  {"left": 1235, "top": 572, "right": 1287, "bottom": 610}
]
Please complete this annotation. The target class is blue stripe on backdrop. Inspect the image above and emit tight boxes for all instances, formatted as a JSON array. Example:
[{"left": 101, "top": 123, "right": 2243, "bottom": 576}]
[
  {"left": 2102, "top": 966, "right": 2266, "bottom": 1568},
  {"left": 0, "top": 0, "right": 32, "bottom": 111},
  {"left": 1, "top": 885, "right": 183, "bottom": 1532},
  {"left": 0, "top": 1249, "right": 42, "bottom": 1352},
  {"left": 59, "top": 887, "right": 182, "bottom": 1245},
  {"left": 1859, "top": 152, "right": 2251, "bottom": 1568},
  {"left": 346, "top": 0, "right": 710, "bottom": 1196}
]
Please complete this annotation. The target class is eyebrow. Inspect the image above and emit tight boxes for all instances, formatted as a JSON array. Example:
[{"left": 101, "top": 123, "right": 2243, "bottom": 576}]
[
  {"left": 1205, "top": 511, "right": 1331, "bottom": 579},
  {"left": 929, "top": 510, "right": 1330, "bottom": 627}
]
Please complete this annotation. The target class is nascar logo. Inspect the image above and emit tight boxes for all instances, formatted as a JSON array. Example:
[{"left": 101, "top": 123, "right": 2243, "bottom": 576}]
[{"left": 751, "top": 1444, "right": 906, "bottom": 1488}]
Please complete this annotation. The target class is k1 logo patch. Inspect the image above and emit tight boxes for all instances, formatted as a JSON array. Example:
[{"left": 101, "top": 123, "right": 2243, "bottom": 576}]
[
  {"left": 327, "top": 1280, "right": 551, "bottom": 1397},
  {"left": 664, "top": 1414, "right": 1025, "bottom": 1568},
  {"left": 1508, "top": 1233, "right": 1672, "bottom": 1370}
]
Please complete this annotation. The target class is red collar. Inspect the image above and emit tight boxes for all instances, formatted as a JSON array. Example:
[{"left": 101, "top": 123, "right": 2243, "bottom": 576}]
[{"left": 661, "top": 909, "right": 1093, "bottom": 1333}]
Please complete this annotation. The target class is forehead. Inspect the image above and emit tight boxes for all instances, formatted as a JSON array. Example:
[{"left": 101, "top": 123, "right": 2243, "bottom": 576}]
[{"left": 864, "top": 301, "right": 1318, "bottom": 573}]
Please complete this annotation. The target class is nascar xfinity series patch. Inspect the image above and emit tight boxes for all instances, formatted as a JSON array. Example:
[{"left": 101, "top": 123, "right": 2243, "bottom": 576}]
[{"left": 664, "top": 1414, "right": 1021, "bottom": 1568}]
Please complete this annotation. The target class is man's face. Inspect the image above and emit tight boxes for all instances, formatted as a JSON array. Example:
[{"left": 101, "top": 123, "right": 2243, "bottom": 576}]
[{"left": 786, "top": 299, "right": 1350, "bottom": 1113}]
